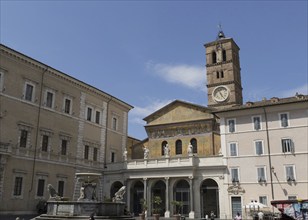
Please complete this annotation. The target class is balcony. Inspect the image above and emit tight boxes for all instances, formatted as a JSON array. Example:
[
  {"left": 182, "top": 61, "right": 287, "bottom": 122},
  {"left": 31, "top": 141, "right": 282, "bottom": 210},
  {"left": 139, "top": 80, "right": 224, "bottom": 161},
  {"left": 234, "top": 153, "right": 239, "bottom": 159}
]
[{"left": 125, "top": 155, "right": 226, "bottom": 170}]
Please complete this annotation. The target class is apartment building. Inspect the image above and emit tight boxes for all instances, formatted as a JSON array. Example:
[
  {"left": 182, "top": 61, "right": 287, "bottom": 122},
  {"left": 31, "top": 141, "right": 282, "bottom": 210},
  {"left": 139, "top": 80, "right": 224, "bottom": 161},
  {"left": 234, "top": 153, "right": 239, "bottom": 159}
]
[{"left": 214, "top": 96, "right": 308, "bottom": 219}]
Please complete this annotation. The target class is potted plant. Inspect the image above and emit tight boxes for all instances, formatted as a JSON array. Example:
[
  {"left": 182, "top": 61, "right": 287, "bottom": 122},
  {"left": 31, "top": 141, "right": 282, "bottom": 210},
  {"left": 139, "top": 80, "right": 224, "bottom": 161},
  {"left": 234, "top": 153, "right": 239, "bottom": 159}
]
[
  {"left": 139, "top": 198, "right": 148, "bottom": 220},
  {"left": 152, "top": 196, "right": 162, "bottom": 220},
  {"left": 171, "top": 200, "right": 183, "bottom": 220}
]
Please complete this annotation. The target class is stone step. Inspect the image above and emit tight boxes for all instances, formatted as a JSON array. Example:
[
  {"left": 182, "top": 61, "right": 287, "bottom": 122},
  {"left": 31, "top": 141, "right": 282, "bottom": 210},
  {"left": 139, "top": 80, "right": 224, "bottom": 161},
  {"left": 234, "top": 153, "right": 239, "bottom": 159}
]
[{"left": 31, "top": 214, "right": 134, "bottom": 220}]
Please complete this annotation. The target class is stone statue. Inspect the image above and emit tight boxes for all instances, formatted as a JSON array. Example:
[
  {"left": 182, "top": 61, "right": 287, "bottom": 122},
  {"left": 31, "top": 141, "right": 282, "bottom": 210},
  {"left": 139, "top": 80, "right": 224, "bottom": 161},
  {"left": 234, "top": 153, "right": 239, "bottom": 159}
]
[
  {"left": 78, "top": 186, "right": 85, "bottom": 201},
  {"left": 112, "top": 186, "right": 126, "bottom": 202},
  {"left": 187, "top": 142, "right": 193, "bottom": 156},
  {"left": 47, "top": 184, "right": 61, "bottom": 201},
  {"left": 123, "top": 149, "right": 128, "bottom": 161},
  {"left": 143, "top": 146, "right": 149, "bottom": 159},
  {"left": 164, "top": 144, "right": 170, "bottom": 157}
]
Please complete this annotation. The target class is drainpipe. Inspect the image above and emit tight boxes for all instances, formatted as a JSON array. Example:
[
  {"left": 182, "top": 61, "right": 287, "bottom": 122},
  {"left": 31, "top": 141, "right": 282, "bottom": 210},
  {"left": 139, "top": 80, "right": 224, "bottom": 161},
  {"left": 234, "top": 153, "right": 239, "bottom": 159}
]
[
  {"left": 263, "top": 107, "right": 274, "bottom": 200},
  {"left": 29, "top": 67, "right": 48, "bottom": 194}
]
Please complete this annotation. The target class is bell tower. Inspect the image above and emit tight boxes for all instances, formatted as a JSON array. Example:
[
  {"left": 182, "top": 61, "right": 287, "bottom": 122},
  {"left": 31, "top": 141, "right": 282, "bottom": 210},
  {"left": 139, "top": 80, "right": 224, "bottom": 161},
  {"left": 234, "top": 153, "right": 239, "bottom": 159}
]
[{"left": 204, "top": 30, "right": 243, "bottom": 108}]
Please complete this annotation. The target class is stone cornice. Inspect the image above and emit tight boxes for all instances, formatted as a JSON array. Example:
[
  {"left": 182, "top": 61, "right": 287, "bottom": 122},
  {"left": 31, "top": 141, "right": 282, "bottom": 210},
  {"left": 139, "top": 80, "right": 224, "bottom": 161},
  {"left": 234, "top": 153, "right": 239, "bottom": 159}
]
[
  {"left": 0, "top": 44, "right": 133, "bottom": 110},
  {"left": 206, "top": 59, "right": 233, "bottom": 67},
  {"left": 207, "top": 81, "right": 243, "bottom": 89}
]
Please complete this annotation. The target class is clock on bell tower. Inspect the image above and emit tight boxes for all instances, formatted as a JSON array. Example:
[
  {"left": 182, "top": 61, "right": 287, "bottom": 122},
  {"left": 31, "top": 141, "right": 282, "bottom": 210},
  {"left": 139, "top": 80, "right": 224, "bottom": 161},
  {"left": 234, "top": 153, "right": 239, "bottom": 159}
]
[{"left": 204, "top": 30, "right": 243, "bottom": 108}]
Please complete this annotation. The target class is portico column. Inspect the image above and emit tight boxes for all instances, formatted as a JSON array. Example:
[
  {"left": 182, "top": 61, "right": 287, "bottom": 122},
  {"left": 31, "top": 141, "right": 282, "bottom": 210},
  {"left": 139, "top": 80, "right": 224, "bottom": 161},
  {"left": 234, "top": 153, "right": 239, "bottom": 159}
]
[
  {"left": 143, "top": 178, "right": 148, "bottom": 216},
  {"left": 165, "top": 177, "right": 170, "bottom": 217},
  {"left": 125, "top": 179, "right": 131, "bottom": 211},
  {"left": 189, "top": 176, "right": 195, "bottom": 218}
]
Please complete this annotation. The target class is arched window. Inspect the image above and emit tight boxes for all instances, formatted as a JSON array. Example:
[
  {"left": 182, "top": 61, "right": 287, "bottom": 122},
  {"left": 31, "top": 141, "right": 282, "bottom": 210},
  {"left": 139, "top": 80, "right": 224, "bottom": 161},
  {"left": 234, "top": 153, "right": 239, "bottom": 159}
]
[
  {"left": 216, "top": 71, "right": 220, "bottom": 79},
  {"left": 161, "top": 141, "right": 167, "bottom": 156},
  {"left": 190, "top": 138, "right": 197, "bottom": 154},
  {"left": 175, "top": 140, "right": 182, "bottom": 155},
  {"left": 221, "top": 71, "right": 224, "bottom": 78},
  {"left": 212, "top": 51, "right": 217, "bottom": 64},
  {"left": 222, "top": 49, "right": 227, "bottom": 61}
]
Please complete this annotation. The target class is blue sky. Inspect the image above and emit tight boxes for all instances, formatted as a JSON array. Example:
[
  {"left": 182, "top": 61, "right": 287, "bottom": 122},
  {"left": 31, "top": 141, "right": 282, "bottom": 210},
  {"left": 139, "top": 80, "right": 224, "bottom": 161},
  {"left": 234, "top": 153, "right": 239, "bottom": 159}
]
[{"left": 1, "top": 1, "right": 307, "bottom": 140}]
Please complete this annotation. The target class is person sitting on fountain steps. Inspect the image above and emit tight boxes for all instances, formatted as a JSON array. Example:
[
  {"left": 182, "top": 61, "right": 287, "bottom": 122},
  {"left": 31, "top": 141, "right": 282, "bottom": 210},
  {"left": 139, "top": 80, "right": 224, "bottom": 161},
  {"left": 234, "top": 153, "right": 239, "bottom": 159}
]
[{"left": 89, "top": 213, "right": 95, "bottom": 220}]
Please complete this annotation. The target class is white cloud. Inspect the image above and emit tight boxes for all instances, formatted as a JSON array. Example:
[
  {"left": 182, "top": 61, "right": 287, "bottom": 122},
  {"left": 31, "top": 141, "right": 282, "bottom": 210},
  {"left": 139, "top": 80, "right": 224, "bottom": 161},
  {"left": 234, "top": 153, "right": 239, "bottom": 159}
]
[
  {"left": 281, "top": 84, "right": 308, "bottom": 97},
  {"left": 146, "top": 61, "right": 206, "bottom": 91},
  {"left": 129, "top": 99, "right": 173, "bottom": 125}
]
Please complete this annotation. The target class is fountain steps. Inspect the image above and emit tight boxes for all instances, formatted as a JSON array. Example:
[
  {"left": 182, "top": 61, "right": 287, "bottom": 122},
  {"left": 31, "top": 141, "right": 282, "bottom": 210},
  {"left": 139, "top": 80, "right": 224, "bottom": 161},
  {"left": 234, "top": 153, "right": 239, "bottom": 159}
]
[{"left": 31, "top": 214, "right": 135, "bottom": 220}]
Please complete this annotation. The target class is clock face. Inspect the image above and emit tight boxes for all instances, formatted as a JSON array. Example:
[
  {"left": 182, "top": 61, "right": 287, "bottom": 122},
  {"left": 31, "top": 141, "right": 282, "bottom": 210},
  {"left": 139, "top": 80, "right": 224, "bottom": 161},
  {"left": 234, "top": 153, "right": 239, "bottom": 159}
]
[{"left": 213, "top": 86, "right": 229, "bottom": 102}]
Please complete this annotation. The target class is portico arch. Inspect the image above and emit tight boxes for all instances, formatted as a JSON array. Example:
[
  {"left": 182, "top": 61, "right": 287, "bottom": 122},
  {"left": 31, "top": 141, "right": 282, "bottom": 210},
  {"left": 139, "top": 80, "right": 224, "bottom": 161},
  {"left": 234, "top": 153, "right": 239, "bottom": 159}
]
[
  {"left": 200, "top": 179, "right": 219, "bottom": 218},
  {"left": 151, "top": 180, "right": 166, "bottom": 215},
  {"left": 173, "top": 179, "right": 190, "bottom": 216},
  {"left": 130, "top": 180, "right": 144, "bottom": 216}
]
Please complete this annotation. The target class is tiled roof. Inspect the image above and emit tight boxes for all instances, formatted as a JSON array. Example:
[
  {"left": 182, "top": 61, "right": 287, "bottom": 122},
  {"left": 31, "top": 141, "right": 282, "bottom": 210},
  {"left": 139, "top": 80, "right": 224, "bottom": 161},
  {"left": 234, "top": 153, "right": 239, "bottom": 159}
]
[{"left": 212, "top": 94, "right": 308, "bottom": 113}]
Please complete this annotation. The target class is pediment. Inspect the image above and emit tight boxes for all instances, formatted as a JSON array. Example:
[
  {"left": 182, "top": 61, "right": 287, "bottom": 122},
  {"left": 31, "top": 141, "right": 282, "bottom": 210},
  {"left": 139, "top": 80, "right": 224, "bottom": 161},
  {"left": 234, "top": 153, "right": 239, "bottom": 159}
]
[{"left": 144, "top": 100, "right": 213, "bottom": 126}]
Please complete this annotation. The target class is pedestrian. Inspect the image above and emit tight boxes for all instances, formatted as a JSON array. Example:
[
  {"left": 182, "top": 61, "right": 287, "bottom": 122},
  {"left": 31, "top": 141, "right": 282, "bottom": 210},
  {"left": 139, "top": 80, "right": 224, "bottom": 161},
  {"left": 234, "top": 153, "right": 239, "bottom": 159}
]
[
  {"left": 234, "top": 212, "right": 242, "bottom": 220},
  {"left": 210, "top": 211, "right": 215, "bottom": 220},
  {"left": 89, "top": 213, "right": 95, "bottom": 220},
  {"left": 258, "top": 211, "right": 264, "bottom": 220}
]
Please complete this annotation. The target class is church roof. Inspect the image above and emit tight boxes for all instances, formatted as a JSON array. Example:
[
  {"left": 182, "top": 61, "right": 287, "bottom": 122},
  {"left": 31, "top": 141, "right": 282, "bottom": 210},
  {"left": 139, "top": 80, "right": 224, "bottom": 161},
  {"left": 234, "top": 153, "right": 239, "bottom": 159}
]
[{"left": 143, "top": 100, "right": 212, "bottom": 123}]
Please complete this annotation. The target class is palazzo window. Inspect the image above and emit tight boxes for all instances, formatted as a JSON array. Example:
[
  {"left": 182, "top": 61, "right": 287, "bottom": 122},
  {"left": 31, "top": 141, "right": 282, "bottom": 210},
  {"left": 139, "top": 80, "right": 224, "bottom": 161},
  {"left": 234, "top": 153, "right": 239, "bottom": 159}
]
[
  {"left": 253, "top": 116, "right": 261, "bottom": 131},
  {"left": 229, "top": 142, "right": 238, "bottom": 156},
  {"left": 285, "top": 165, "right": 296, "bottom": 182},
  {"left": 13, "top": 176, "right": 23, "bottom": 197},
  {"left": 111, "top": 152, "right": 115, "bottom": 163},
  {"left": 41, "top": 135, "right": 49, "bottom": 152},
  {"left": 95, "top": 111, "right": 101, "bottom": 124},
  {"left": 257, "top": 166, "right": 266, "bottom": 182},
  {"left": 61, "top": 139, "right": 67, "bottom": 155},
  {"left": 282, "top": 138, "right": 293, "bottom": 153},
  {"left": 19, "top": 130, "right": 28, "bottom": 148},
  {"left": 227, "top": 119, "right": 236, "bottom": 133},
  {"left": 0, "top": 70, "right": 4, "bottom": 92},
  {"left": 231, "top": 168, "right": 240, "bottom": 183},
  {"left": 255, "top": 140, "right": 264, "bottom": 155},
  {"left": 45, "top": 90, "right": 54, "bottom": 108},
  {"left": 58, "top": 180, "right": 65, "bottom": 197},
  {"left": 84, "top": 145, "right": 89, "bottom": 160},
  {"left": 112, "top": 117, "right": 118, "bottom": 131},
  {"left": 24, "top": 82, "right": 35, "bottom": 102},
  {"left": 64, "top": 97, "right": 72, "bottom": 114},
  {"left": 86, "top": 107, "right": 93, "bottom": 121},
  {"left": 280, "top": 113, "right": 289, "bottom": 128},
  {"left": 93, "top": 148, "right": 98, "bottom": 161},
  {"left": 37, "top": 179, "right": 45, "bottom": 197},
  {"left": 259, "top": 196, "right": 268, "bottom": 205}
]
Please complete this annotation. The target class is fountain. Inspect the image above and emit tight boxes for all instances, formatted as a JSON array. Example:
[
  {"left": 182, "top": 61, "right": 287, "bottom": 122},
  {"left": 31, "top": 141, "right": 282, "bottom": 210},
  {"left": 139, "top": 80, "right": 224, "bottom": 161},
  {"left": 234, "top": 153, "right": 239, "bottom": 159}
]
[{"left": 32, "top": 173, "right": 133, "bottom": 220}]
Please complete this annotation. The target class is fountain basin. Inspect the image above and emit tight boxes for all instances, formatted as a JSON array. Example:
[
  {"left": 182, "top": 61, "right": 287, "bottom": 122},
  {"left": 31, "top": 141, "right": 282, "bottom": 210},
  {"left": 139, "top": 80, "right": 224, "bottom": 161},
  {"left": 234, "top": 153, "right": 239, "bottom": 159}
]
[{"left": 47, "top": 201, "right": 125, "bottom": 216}]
